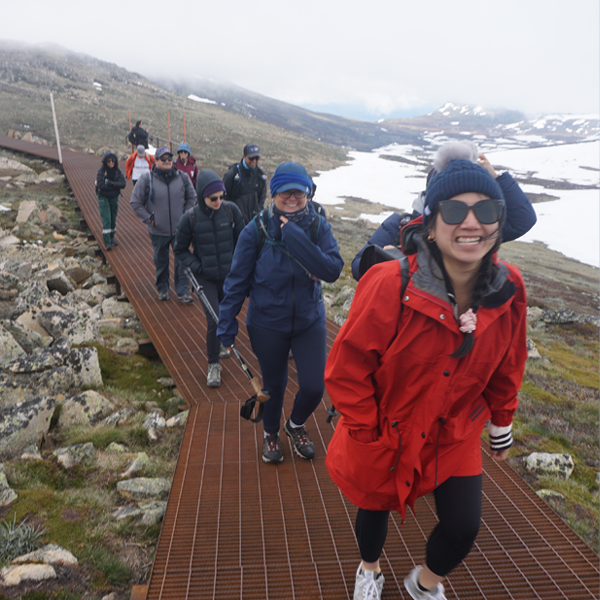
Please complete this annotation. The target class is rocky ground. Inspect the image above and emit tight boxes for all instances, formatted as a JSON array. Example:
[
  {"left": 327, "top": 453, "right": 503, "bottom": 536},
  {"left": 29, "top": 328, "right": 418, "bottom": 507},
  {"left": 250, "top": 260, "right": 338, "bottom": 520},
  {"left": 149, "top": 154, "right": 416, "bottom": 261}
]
[{"left": 0, "top": 148, "right": 598, "bottom": 599}]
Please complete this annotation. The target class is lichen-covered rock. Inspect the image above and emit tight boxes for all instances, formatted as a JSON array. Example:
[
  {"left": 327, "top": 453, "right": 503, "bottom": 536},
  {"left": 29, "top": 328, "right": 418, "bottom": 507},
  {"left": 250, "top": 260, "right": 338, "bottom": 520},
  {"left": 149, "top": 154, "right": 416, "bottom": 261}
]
[
  {"left": 106, "top": 442, "right": 127, "bottom": 453},
  {"left": 121, "top": 452, "right": 150, "bottom": 478},
  {"left": 116, "top": 477, "right": 171, "bottom": 501},
  {"left": 37, "top": 305, "right": 99, "bottom": 344},
  {"left": 90, "top": 283, "right": 117, "bottom": 304},
  {"left": 101, "top": 296, "right": 136, "bottom": 319},
  {"left": 13, "top": 544, "right": 78, "bottom": 566},
  {"left": 66, "top": 346, "right": 103, "bottom": 388},
  {"left": 1, "top": 319, "right": 53, "bottom": 353},
  {"left": 0, "top": 322, "right": 26, "bottom": 367},
  {"left": 0, "top": 270, "right": 20, "bottom": 290},
  {"left": 143, "top": 412, "right": 166, "bottom": 432},
  {"left": 21, "top": 444, "right": 42, "bottom": 461},
  {"left": 16, "top": 200, "right": 39, "bottom": 224},
  {"left": 113, "top": 337, "right": 139, "bottom": 355},
  {"left": 156, "top": 377, "right": 175, "bottom": 388},
  {"left": 103, "top": 407, "right": 136, "bottom": 427},
  {"left": 59, "top": 390, "right": 114, "bottom": 427},
  {"left": 526, "top": 339, "right": 541, "bottom": 359},
  {"left": 1, "top": 564, "right": 57, "bottom": 586},
  {"left": 46, "top": 270, "right": 75, "bottom": 295},
  {"left": 5, "top": 336, "right": 70, "bottom": 374},
  {"left": 0, "top": 396, "right": 55, "bottom": 461},
  {"left": 526, "top": 452, "right": 574, "bottom": 479},
  {"left": 53, "top": 442, "right": 95, "bottom": 469},
  {"left": 541, "top": 308, "right": 599, "bottom": 326},
  {"left": 166, "top": 410, "right": 189, "bottom": 428},
  {"left": 13, "top": 280, "right": 49, "bottom": 316},
  {"left": 536, "top": 489, "right": 566, "bottom": 501},
  {"left": 112, "top": 506, "right": 142, "bottom": 520},
  {"left": 0, "top": 366, "right": 75, "bottom": 406},
  {"left": 65, "top": 266, "right": 92, "bottom": 284},
  {"left": 138, "top": 500, "right": 167, "bottom": 525},
  {"left": 0, "top": 488, "right": 18, "bottom": 507}
]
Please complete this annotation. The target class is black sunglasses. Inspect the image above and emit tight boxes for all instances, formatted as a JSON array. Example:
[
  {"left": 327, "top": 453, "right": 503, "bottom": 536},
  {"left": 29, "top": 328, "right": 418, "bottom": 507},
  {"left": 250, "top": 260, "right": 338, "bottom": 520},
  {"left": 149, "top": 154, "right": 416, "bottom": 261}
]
[
  {"left": 438, "top": 199, "right": 503, "bottom": 225},
  {"left": 158, "top": 155, "right": 173, "bottom": 162}
]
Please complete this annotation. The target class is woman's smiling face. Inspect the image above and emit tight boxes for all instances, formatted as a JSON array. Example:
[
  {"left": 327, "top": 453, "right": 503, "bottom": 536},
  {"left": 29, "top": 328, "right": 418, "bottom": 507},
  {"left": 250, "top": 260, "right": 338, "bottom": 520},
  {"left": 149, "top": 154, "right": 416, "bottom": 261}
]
[
  {"left": 431, "top": 192, "right": 500, "bottom": 269},
  {"left": 272, "top": 190, "right": 308, "bottom": 213}
]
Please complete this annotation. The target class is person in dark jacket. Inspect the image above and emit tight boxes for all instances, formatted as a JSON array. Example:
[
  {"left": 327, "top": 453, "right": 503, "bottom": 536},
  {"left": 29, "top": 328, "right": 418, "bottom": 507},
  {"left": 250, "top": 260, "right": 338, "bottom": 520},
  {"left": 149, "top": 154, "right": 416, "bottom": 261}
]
[
  {"left": 351, "top": 141, "right": 537, "bottom": 281},
  {"left": 95, "top": 151, "right": 126, "bottom": 251},
  {"left": 217, "top": 162, "right": 344, "bottom": 463},
  {"left": 128, "top": 120, "right": 150, "bottom": 149},
  {"left": 326, "top": 158, "right": 528, "bottom": 600},
  {"left": 222, "top": 143, "right": 267, "bottom": 224},
  {"left": 174, "top": 142, "right": 199, "bottom": 188},
  {"left": 130, "top": 147, "right": 197, "bottom": 301},
  {"left": 174, "top": 169, "right": 244, "bottom": 387}
]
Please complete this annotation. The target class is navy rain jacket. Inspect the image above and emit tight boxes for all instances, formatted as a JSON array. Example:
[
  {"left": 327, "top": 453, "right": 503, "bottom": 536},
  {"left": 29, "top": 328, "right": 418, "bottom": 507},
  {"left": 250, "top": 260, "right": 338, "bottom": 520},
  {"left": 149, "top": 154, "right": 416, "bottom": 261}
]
[{"left": 217, "top": 203, "right": 344, "bottom": 347}]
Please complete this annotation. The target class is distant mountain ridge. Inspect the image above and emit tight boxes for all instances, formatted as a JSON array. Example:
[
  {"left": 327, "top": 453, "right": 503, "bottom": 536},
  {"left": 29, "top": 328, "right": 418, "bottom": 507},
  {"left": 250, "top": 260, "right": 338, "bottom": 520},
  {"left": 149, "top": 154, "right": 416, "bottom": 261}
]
[{"left": 0, "top": 41, "right": 597, "bottom": 164}]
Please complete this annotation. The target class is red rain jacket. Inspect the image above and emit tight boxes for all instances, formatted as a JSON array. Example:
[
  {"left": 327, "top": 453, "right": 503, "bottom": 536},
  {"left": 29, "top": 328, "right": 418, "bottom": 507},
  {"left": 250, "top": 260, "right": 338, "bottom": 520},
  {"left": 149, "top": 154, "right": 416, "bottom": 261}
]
[{"left": 325, "top": 241, "right": 527, "bottom": 518}]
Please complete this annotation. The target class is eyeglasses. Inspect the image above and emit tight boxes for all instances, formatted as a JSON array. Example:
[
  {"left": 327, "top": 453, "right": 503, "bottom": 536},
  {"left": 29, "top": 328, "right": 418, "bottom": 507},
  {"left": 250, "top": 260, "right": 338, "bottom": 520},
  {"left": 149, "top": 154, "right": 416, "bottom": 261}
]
[
  {"left": 438, "top": 199, "right": 503, "bottom": 225},
  {"left": 106, "top": 159, "right": 115, "bottom": 163},
  {"left": 246, "top": 156, "right": 259, "bottom": 161},
  {"left": 158, "top": 155, "right": 173, "bottom": 163},
  {"left": 208, "top": 194, "right": 224, "bottom": 202},
  {"left": 278, "top": 190, "right": 307, "bottom": 200}
]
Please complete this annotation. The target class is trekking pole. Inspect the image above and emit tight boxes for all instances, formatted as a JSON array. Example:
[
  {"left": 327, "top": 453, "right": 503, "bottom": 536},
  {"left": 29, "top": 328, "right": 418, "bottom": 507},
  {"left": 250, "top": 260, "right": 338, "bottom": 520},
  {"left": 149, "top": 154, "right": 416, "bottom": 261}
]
[{"left": 184, "top": 269, "right": 270, "bottom": 419}]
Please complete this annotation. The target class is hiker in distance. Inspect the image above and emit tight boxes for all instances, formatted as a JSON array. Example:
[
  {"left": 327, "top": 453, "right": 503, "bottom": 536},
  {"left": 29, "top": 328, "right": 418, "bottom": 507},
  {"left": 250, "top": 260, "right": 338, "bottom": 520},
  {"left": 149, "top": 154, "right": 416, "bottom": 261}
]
[
  {"left": 174, "top": 169, "right": 244, "bottom": 387},
  {"left": 95, "top": 151, "right": 126, "bottom": 251},
  {"left": 130, "top": 147, "right": 197, "bottom": 302},
  {"left": 174, "top": 142, "right": 199, "bottom": 188},
  {"left": 351, "top": 141, "right": 537, "bottom": 280},
  {"left": 128, "top": 120, "right": 150, "bottom": 149},
  {"left": 125, "top": 144, "right": 155, "bottom": 187},
  {"left": 217, "top": 161, "right": 344, "bottom": 463},
  {"left": 222, "top": 143, "right": 267, "bottom": 224},
  {"left": 325, "top": 156, "right": 528, "bottom": 600}
]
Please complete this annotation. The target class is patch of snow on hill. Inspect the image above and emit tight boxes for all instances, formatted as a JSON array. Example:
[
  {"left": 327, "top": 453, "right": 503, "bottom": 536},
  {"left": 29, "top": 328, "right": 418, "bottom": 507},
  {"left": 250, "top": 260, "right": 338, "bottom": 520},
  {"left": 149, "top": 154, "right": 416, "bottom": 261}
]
[{"left": 188, "top": 94, "right": 216, "bottom": 105}]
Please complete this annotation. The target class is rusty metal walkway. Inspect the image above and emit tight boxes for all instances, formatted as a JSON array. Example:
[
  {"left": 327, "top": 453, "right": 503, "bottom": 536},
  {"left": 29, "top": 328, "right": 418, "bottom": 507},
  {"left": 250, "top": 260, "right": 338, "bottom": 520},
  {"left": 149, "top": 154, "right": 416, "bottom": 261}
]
[{"left": 1, "top": 136, "right": 598, "bottom": 600}]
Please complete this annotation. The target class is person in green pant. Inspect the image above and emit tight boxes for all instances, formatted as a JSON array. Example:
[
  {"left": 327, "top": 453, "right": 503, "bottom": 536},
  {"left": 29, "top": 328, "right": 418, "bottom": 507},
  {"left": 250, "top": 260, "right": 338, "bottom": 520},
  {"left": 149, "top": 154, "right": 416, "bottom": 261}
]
[{"left": 95, "top": 151, "right": 126, "bottom": 251}]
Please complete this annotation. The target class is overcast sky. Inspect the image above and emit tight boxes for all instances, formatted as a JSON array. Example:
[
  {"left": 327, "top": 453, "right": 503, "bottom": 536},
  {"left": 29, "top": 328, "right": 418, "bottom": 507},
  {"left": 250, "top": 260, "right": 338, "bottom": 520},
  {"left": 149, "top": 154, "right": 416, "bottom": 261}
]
[{"left": 3, "top": 0, "right": 599, "bottom": 121}]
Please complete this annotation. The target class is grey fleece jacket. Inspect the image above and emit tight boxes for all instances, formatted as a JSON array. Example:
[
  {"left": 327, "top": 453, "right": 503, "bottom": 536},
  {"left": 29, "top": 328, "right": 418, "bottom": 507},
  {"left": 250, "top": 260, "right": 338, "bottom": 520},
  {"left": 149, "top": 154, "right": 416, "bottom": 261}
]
[{"left": 130, "top": 166, "right": 197, "bottom": 237}]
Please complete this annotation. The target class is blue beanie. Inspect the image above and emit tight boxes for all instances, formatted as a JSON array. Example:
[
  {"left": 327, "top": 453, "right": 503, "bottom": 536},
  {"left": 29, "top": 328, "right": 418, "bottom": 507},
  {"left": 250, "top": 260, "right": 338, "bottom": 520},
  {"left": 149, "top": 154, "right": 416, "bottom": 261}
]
[
  {"left": 178, "top": 142, "right": 191, "bottom": 153},
  {"left": 270, "top": 161, "right": 313, "bottom": 196},
  {"left": 424, "top": 159, "right": 504, "bottom": 223}
]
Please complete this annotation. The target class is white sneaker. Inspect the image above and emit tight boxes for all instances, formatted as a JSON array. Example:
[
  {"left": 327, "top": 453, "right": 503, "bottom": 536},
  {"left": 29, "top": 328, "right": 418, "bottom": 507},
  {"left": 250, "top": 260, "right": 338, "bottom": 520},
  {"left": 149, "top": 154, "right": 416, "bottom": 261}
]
[
  {"left": 353, "top": 563, "right": 384, "bottom": 600},
  {"left": 207, "top": 363, "right": 222, "bottom": 387},
  {"left": 404, "top": 566, "right": 446, "bottom": 600}
]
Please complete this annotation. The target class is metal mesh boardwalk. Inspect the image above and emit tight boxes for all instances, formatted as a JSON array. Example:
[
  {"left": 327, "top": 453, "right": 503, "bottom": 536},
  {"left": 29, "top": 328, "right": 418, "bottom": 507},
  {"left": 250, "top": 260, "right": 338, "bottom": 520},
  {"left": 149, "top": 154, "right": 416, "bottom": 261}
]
[{"left": 1, "top": 136, "right": 597, "bottom": 599}]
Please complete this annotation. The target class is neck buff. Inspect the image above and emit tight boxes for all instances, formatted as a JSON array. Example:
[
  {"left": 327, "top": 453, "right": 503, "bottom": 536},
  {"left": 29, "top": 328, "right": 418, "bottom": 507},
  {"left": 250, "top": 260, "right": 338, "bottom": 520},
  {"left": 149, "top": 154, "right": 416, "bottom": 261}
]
[
  {"left": 271, "top": 202, "right": 310, "bottom": 223},
  {"left": 269, "top": 172, "right": 312, "bottom": 197}
]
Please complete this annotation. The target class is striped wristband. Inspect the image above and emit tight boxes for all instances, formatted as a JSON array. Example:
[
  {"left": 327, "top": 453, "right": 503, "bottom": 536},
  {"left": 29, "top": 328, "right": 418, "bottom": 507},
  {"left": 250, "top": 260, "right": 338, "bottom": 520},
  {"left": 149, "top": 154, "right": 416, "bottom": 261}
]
[{"left": 487, "top": 422, "right": 513, "bottom": 451}]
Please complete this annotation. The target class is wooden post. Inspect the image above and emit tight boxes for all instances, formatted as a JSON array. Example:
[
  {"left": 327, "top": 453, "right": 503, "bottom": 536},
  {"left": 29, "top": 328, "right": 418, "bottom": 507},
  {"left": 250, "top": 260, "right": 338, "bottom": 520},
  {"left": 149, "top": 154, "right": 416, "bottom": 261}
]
[{"left": 50, "top": 93, "right": 63, "bottom": 165}]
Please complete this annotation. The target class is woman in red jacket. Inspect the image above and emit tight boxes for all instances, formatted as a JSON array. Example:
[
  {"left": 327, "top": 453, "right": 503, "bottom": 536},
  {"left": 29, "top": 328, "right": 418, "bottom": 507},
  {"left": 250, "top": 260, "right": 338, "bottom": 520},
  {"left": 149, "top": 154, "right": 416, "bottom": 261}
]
[{"left": 325, "top": 158, "right": 528, "bottom": 600}]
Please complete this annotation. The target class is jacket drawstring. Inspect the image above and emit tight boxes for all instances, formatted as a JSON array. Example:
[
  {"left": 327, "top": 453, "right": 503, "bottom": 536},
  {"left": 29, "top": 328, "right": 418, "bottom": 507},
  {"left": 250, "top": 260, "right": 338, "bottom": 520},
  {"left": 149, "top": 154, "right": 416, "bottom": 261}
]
[
  {"left": 390, "top": 421, "right": 402, "bottom": 471},
  {"left": 435, "top": 417, "right": 446, "bottom": 485}
]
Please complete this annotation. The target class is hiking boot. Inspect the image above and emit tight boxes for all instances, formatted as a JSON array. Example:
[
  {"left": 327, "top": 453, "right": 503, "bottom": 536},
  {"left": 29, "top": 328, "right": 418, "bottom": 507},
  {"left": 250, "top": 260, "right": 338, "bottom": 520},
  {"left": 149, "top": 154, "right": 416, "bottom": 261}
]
[
  {"left": 111, "top": 239, "right": 119, "bottom": 247},
  {"left": 105, "top": 244, "right": 112, "bottom": 251},
  {"left": 206, "top": 363, "right": 222, "bottom": 387},
  {"left": 262, "top": 433, "right": 284, "bottom": 463},
  {"left": 404, "top": 566, "right": 446, "bottom": 600},
  {"left": 158, "top": 291, "right": 169, "bottom": 301},
  {"left": 353, "top": 563, "right": 384, "bottom": 600},
  {"left": 284, "top": 418, "right": 316, "bottom": 459},
  {"left": 178, "top": 294, "right": 194, "bottom": 303},
  {"left": 219, "top": 344, "right": 231, "bottom": 359}
]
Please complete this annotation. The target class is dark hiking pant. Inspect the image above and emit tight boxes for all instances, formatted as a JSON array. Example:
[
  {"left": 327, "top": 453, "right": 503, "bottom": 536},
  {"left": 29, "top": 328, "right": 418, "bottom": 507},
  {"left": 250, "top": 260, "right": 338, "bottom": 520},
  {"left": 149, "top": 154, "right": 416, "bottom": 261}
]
[
  {"left": 149, "top": 234, "right": 189, "bottom": 297},
  {"left": 98, "top": 195, "right": 118, "bottom": 245},
  {"left": 355, "top": 475, "right": 482, "bottom": 576}
]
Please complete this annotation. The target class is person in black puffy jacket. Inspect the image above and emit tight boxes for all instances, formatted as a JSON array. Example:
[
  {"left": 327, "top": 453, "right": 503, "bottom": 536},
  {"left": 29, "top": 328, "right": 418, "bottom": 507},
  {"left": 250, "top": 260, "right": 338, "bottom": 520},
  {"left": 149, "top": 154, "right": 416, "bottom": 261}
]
[
  {"left": 95, "top": 151, "right": 126, "bottom": 251},
  {"left": 174, "top": 169, "right": 244, "bottom": 387}
]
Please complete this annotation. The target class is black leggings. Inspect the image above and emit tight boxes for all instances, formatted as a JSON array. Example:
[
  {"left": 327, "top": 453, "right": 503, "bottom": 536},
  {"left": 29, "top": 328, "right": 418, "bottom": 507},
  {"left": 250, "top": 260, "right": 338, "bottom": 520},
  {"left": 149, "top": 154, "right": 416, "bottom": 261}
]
[{"left": 355, "top": 475, "right": 482, "bottom": 576}]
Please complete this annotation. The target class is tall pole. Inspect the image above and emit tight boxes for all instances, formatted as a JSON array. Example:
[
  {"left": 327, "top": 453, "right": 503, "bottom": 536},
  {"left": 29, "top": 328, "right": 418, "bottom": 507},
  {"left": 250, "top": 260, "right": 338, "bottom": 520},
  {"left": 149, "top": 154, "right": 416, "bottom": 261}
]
[
  {"left": 50, "top": 93, "right": 63, "bottom": 165},
  {"left": 183, "top": 113, "right": 186, "bottom": 143}
]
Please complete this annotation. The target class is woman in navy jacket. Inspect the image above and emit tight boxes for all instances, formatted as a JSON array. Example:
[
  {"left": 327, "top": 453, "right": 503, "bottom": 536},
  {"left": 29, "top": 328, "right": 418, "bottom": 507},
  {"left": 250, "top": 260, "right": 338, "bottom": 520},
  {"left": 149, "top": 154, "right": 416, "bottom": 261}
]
[
  {"left": 351, "top": 143, "right": 537, "bottom": 280},
  {"left": 217, "top": 161, "right": 344, "bottom": 463}
]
